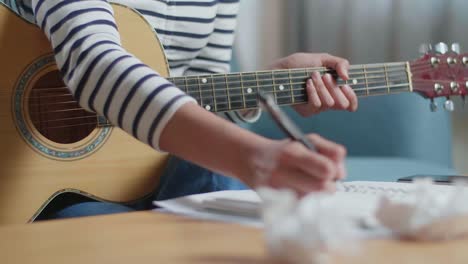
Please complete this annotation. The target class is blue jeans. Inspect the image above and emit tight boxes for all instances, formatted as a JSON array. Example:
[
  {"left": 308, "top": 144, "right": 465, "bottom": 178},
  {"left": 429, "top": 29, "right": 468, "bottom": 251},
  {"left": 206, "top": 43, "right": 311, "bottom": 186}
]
[{"left": 50, "top": 157, "right": 248, "bottom": 219}]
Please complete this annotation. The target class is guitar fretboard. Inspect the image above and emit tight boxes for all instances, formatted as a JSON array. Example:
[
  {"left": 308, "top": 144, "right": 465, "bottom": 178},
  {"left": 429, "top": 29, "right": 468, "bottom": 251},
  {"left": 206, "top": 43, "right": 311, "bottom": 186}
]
[{"left": 167, "top": 62, "right": 412, "bottom": 113}]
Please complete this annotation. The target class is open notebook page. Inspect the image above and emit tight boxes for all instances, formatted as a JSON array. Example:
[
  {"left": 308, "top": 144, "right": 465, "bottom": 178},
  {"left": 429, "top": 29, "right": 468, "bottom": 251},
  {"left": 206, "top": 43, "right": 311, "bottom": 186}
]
[{"left": 153, "top": 181, "right": 457, "bottom": 227}]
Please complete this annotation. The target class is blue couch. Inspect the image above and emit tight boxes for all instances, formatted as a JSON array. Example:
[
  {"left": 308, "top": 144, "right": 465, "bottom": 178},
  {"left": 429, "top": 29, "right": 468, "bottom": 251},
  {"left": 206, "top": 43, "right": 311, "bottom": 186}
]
[{"left": 242, "top": 92, "right": 456, "bottom": 182}]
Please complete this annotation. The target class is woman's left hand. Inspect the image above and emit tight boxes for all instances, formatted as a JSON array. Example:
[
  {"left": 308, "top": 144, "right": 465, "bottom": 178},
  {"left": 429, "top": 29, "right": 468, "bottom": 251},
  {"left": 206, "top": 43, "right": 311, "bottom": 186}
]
[{"left": 268, "top": 53, "right": 358, "bottom": 116}]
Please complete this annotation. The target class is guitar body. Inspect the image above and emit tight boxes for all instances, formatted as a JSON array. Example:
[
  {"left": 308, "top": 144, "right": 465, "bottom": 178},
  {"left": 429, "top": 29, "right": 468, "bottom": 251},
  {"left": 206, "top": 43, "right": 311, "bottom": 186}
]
[{"left": 0, "top": 4, "right": 170, "bottom": 224}]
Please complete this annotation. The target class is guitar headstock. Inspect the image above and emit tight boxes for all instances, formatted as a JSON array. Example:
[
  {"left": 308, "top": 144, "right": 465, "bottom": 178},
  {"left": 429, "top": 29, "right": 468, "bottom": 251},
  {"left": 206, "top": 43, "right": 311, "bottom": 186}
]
[{"left": 410, "top": 42, "right": 468, "bottom": 112}]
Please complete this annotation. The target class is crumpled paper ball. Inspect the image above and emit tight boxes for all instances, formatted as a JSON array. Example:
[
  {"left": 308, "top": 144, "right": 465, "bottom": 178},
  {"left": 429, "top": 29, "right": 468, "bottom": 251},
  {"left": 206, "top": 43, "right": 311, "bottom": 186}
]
[
  {"left": 375, "top": 178, "right": 468, "bottom": 241},
  {"left": 258, "top": 179, "right": 468, "bottom": 263},
  {"left": 257, "top": 187, "right": 362, "bottom": 264}
]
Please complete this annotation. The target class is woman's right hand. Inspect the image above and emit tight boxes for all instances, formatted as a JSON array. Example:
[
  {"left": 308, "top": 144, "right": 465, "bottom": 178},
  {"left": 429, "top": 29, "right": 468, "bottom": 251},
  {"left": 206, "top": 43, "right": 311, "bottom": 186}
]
[
  {"left": 245, "top": 134, "right": 347, "bottom": 197},
  {"left": 161, "top": 103, "right": 346, "bottom": 197}
]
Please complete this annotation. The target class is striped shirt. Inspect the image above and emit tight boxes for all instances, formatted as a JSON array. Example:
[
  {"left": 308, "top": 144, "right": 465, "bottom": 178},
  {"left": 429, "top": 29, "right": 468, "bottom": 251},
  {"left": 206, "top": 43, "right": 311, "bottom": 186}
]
[{"left": 6, "top": 0, "right": 258, "bottom": 151}]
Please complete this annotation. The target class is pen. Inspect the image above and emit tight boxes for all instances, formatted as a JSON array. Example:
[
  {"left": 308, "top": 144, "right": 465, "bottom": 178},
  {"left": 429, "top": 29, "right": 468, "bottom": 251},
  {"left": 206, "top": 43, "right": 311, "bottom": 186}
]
[{"left": 257, "top": 90, "right": 316, "bottom": 151}]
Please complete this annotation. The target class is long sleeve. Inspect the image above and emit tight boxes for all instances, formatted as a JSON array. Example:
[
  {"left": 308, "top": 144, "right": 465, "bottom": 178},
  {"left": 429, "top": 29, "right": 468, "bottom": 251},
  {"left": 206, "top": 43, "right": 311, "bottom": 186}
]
[{"left": 25, "top": 0, "right": 196, "bottom": 151}]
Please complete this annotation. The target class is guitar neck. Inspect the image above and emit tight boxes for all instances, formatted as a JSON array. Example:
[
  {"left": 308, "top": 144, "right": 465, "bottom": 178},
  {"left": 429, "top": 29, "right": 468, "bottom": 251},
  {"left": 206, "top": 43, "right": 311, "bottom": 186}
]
[{"left": 166, "top": 61, "right": 413, "bottom": 113}]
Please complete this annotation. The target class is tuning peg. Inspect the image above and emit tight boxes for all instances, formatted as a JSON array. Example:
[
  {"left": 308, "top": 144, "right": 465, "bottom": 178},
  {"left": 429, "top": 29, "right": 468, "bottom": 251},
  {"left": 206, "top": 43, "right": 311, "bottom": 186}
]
[
  {"left": 419, "top": 43, "right": 433, "bottom": 56},
  {"left": 444, "top": 98, "right": 455, "bottom": 112},
  {"left": 434, "top": 42, "right": 449, "bottom": 54},
  {"left": 451, "top": 43, "right": 461, "bottom": 54},
  {"left": 430, "top": 99, "right": 438, "bottom": 112}
]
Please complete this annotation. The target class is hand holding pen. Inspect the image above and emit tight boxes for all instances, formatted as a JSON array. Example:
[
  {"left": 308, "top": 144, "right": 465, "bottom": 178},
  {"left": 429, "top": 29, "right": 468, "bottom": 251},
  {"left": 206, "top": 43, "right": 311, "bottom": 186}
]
[{"left": 254, "top": 91, "right": 347, "bottom": 195}]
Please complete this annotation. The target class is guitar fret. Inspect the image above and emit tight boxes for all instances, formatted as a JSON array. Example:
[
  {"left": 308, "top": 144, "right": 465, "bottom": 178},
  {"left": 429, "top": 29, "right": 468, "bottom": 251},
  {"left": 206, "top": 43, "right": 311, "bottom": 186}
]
[
  {"left": 211, "top": 75, "right": 218, "bottom": 111},
  {"left": 272, "top": 71, "right": 278, "bottom": 104},
  {"left": 199, "top": 76, "right": 218, "bottom": 112},
  {"left": 255, "top": 72, "right": 260, "bottom": 108},
  {"left": 273, "top": 70, "right": 293, "bottom": 105},
  {"left": 215, "top": 75, "right": 228, "bottom": 110},
  {"left": 288, "top": 69, "right": 295, "bottom": 104},
  {"left": 363, "top": 65, "right": 369, "bottom": 96},
  {"left": 195, "top": 76, "right": 205, "bottom": 110},
  {"left": 185, "top": 77, "right": 202, "bottom": 108},
  {"left": 171, "top": 77, "right": 188, "bottom": 94},
  {"left": 229, "top": 75, "right": 245, "bottom": 110},
  {"left": 405, "top": 62, "right": 414, "bottom": 92},
  {"left": 207, "top": 76, "right": 217, "bottom": 112},
  {"left": 196, "top": 76, "right": 204, "bottom": 110},
  {"left": 384, "top": 64, "right": 390, "bottom": 94},
  {"left": 368, "top": 66, "right": 389, "bottom": 95},
  {"left": 240, "top": 72, "right": 247, "bottom": 109},
  {"left": 214, "top": 76, "right": 228, "bottom": 112},
  {"left": 225, "top": 74, "right": 231, "bottom": 110},
  {"left": 241, "top": 73, "right": 258, "bottom": 109},
  {"left": 184, "top": 76, "right": 189, "bottom": 95},
  {"left": 258, "top": 73, "right": 267, "bottom": 90},
  {"left": 182, "top": 77, "right": 189, "bottom": 95}
]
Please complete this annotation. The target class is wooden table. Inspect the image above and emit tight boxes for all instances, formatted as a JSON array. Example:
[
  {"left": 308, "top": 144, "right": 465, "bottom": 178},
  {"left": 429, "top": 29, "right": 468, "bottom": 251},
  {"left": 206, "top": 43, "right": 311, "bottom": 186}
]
[{"left": 0, "top": 211, "right": 467, "bottom": 263}]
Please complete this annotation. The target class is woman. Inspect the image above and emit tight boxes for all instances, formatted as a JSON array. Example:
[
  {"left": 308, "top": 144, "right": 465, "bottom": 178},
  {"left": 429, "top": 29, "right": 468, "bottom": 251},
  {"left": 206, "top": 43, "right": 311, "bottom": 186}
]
[{"left": 7, "top": 0, "right": 358, "bottom": 219}]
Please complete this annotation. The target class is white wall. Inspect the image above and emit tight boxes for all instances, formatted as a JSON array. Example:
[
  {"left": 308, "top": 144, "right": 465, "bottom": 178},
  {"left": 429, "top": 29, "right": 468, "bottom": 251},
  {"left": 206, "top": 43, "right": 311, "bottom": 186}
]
[
  {"left": 234, "top": 1, "right": 260, "bottom": 71},
  {"left": 235, "top": 0, "right": 284, "bottom": 71}
]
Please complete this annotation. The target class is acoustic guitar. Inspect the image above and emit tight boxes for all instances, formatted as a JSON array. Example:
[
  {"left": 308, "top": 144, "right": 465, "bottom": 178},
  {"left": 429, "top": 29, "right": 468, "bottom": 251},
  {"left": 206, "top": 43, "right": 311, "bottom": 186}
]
[{"left": 0, "top": 3, "right": 466, "bottom": 224}]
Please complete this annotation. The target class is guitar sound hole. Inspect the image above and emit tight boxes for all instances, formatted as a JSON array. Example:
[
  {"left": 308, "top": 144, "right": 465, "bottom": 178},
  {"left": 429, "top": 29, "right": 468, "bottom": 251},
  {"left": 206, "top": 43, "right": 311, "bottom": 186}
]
[{"left": 28, "top": 71, "right": 96, "bottom": 144}]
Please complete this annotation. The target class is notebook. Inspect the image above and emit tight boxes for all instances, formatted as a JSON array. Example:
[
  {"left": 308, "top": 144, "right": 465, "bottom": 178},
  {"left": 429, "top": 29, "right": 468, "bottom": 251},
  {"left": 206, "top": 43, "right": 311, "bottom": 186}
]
[
  {"left": 154, "top": 190, "right": 263, "bottom": 227},
  {"left": 153, "top": 181, "right": 456, "bottom": 227}
]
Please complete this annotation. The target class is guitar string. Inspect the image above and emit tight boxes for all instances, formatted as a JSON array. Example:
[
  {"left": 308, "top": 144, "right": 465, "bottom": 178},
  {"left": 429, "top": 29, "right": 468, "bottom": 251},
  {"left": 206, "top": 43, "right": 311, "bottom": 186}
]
[
  {"left": 31, "top": 108, "right": 90, "bottom": 114},
  {"left": 409, "top": 63, "right": 468, "bottom": 72},
  {"left": 11, "top": 60, "right": 461, "bottom": 95},
  {"left": 43, "top": 77, "right": 468, "bottom": 129},
  {"left": 171, "top": 67, "right": 409, "bottom": 88},
  {"left": 186, "top": 81, "right": 412, "bottom": 103},
  {"left": 179, "top": 75, "right": 410, "bottom": 93},
  {"left": 31, "top": 83, "right": 412, "bottom": 126},
  {"left": 177, "top": 62, "right": 408, "bottom": 78},
  {"left": 27, "top": 70, "right": 411, "bottom": 100},
  {"left": 29, "top": 76, "right": 407, "bottom": 111},
  {"left": 25, "top": 73, "right": 467, "bottom": 129},
  {"left": 27, "top": 66, "right": 410, "bottom": 94},
  {"left": 17, "top": 63, "right": 429, "bottom": 97},
  {"left": 410, "top": 65, "right": 447, "bottom": 72},
  {"left": 29, "top": 100, "right": 80, "bottom": 107},
  {"left": 28, "top": 65, "right": 410, "bottom": 92},
  {"left": 32, "top": 114, "right": 98, "bottom": 124},
  {"left": 410, "top": 67, "right": 465, "bottom": 75},
  {"left": 36, "top": 122, "right": 104, "bottom": 130},
  {"left": 35, "top": 77, "right": 468, "bottom": 128},
  {"left": 26, "top": 65, "right": 464, "bottom": 125},
  {"left": 31, "top": 80, "right": 412, "bottom": 111},
  {"left": 26, "top": 94, "right": 75, "bottom": 99},
  {"left": 30, "top": 76, "right": 464, "bottom": 121},
  {"left": 171, "top": 59, "right": 460, "bottom": 84},
  {"left": 24, "top": 65, "right": 465, "bottom": 100},
  {"left": 19, "top": 55, "right": 466, "bottom": 130},
  {"left": 36, "top": 85, "right": 409, "bottom": 130}
]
